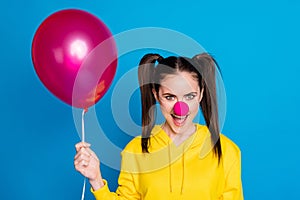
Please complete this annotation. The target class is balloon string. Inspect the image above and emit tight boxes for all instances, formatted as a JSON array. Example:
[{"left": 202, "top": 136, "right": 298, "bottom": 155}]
[
  {"left": 81, "top": 108, "right": 88, "bottom": 200},
  {"left": 81, "top": 178, "right": 86, "bottom": 200},
  {"left": 82, "top": 109, "right": 86, "bottom": 143}
]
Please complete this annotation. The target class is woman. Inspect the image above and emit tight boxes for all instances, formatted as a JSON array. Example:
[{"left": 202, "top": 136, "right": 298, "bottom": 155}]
[{"left": 74, "top": 53, "right": 243, "bottom": 199}]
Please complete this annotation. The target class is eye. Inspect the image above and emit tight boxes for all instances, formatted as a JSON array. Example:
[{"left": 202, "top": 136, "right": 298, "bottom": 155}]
[
  {"left": 165, "top": 95, "right": 175, "bottom": 101},
  {"left": 185, "top": 93, "right": 196, "bottom": 100}
]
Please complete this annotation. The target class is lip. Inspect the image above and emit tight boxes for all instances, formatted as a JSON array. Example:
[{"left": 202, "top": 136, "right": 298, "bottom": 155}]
[{"left": 171, "top": 113, "right": 189, "bottom": 126}]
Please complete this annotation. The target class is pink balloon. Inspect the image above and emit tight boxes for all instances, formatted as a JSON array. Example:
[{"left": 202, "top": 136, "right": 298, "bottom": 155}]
[
  {"left": 173, "top": 101, "right": 189, "bottom": 116},
  {"left": 32, "top": 9, "right": 118, "bottom": 109}
]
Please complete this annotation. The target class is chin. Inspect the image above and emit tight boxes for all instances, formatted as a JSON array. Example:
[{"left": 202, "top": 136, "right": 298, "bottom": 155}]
[{"left": 167, "top": 121, "right": 191, "bottom": 135}]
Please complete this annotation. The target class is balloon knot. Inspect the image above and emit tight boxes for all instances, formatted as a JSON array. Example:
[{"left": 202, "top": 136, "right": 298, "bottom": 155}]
[{"left": 84, "top": 108, "right": 88, "bottom": 113}]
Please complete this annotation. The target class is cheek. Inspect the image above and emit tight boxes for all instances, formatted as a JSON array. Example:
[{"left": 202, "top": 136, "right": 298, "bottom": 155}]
[
  {"left": 187, "top": 101, "right": 200, "bottom": 114},
  {"left": 159, "top": 101, "right": 174, "bottom": 113}
]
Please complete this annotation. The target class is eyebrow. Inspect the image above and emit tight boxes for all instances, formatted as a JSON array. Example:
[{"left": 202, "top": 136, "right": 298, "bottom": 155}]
[
  {"left": 161, "top": 92, "right": 198, "bottom": 96},
  {"left": 184, "top": 92, "right": 198, "bottom": 96},
  {"left": 162, "top": 93, "right": 175, "bottom": 96}
]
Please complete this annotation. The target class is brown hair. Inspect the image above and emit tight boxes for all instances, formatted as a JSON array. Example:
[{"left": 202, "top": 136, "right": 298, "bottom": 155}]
[{"left": 138, "top": 53, "right": 222, "bottom": 161}]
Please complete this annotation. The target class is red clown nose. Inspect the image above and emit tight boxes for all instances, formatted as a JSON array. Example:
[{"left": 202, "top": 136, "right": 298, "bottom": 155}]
[{"left": 173, "top": 101, "right": 189, "bottom": 116}]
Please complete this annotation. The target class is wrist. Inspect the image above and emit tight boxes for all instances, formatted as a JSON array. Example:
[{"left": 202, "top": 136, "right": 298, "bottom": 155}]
[{"left": 89, "top": 175, "right": 104, "bottom": 191}]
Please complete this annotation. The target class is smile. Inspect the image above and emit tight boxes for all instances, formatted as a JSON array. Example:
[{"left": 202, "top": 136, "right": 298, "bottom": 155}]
[{"left": 171, "top": 113, "right": 188, "bottom": 126}]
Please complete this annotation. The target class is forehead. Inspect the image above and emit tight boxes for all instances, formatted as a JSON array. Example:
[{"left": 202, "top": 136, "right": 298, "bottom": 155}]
[{"left": 159, "top": 71, "right": 199, "bottom": 94}]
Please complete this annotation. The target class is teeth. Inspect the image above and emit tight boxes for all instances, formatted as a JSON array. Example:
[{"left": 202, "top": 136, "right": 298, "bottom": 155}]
[
  {"left": 172, "top": 114, "right": 187, "bottom": 119},
  {"left": 172, "top": 114, "right": 187, "bottom": 125}
]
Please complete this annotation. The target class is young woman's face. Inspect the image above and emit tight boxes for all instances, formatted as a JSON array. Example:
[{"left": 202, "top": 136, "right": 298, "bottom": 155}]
[{"left": 153, "top": 71, "right": 203, "bottom": 136}]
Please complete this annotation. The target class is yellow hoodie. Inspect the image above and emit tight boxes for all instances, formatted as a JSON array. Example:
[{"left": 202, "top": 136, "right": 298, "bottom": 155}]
[{"left": 92, "top": 124, "right": 243, "bottom": 200}]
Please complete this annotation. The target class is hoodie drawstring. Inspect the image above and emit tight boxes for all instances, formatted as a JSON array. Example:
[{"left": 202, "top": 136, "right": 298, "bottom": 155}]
[
  {"left": 168, "top": 141, "right": 172, "bottom": 193},
  {"left": 168, "top": 140, "right": 186, "bottom": 195},
  {"left": 180, "top": 145, "right": 185, "bottom": 195}
]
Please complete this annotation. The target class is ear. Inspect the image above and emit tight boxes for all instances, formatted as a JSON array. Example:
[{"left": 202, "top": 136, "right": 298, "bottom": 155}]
[
  {"left": 198, "top": 88, "right": 204, "bottom": 103},
  {"left": 152, "top": 88, "right": 158, "bottom": 101}
]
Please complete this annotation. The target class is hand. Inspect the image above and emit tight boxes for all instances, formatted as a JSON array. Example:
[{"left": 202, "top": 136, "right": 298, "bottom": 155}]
[{"left": 74, "top": 142, "right": 104, "bottom": 190}]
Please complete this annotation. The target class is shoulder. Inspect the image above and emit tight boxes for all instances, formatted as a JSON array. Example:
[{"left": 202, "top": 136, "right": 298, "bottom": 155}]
[
  {"left": 122, "top": 125, "right": 163, "bottom": 154},
  {"left": 220, "top": 134, "right": 241, "bottom": 158},
  {"left": 219, "top": 134, "right": 242, "bottom": 175},
  {"left": 122, "top": 135, "right": 142, "bottom": 153},
  {"left": 194, "top": 124, "right": 240, "bottom": 155},
  {"left": 194, "top": 124, "right": 241, "bottom": 159}
]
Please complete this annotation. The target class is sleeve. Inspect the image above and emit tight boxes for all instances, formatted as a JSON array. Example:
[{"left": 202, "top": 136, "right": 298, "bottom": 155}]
[
  {"left": 221, "top": 151, "right": 244, "bottom": 200},
  {"left": 90, "top": 146, "right": 141, "bottom": 200},
  {"left": 91, "top": 171, "right": 140, "bottom": 200}
]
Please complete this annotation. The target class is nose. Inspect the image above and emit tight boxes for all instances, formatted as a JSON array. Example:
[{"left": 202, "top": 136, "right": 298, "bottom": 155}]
[{"left": 173, "top": 101, "right": 189, "bottom": 116}]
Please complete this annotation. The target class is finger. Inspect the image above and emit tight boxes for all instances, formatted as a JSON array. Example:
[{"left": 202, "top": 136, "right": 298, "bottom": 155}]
[
  {"left": 74, "top": 148, "right": 93, "bottom": 165},
  {"left": 74, "top": 163, "right": 82, "bottom": 172},
  {"left": 75, "top": 142, "right": 91, "bottom": 151},
  {"left": 74, "top": 152, "right": 91, "bottom": 164},
  {"left": 74, "top": 155, "right": 91, "bottom": 163},
  {"left": 74, "top": 150, "right": 87, "bottom": 161},
  {"left": 75, "top": 147, "right": 91, "bottom": 159},
  {"left": 79, "top": 147, "right": 92, "bottom": 156},
  {"left": 79, "top": 159, "right": 90, "bottom": 167},
  {"left": 74, "top": 163, "right": 87, "bottom": 175},
  {"left": 74, "top": 157, "right": 90, "bottom": 168},
  {"left": 75, "top": 142, "right": 91, "bottom": 152},
  {"left": 85, "top": 148, "right": 99, "bottom": 161}
]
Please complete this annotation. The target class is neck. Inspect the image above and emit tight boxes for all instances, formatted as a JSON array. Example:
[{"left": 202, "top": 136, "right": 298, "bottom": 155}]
[{"left": 162, "top": 123, "right": 196, "bottom": 145}]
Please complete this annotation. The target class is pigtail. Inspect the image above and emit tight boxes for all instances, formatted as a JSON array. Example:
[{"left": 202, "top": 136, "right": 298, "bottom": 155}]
[
  {"left": 138, "top": 54, "right": 162, "bottom": 153},
  {"left": 192, "top": 53, "right": 222, "bottom": 162}
]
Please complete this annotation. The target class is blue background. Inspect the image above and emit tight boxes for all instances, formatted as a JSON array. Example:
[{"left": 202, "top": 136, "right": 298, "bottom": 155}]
[{"left": 1, "top": 0, "right": 299, "bottom": 199}]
